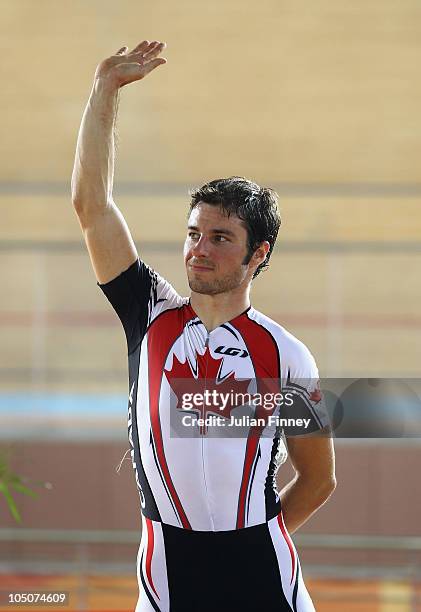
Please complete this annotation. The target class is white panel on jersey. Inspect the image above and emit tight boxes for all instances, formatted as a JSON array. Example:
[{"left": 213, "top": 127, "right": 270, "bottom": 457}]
[
  {"left": 147, "top": 269, "right": 187, "bottom": 326},
  {"left": 136, "top": 516, "right": 170, "bottom": 612},
  {"left": 267, "top": 512, "right": 315, "bottom": 611}
]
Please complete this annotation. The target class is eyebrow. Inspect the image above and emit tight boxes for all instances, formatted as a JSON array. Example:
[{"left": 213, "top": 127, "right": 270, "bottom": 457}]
[{"left": 187, "top": 225, "right": 236, "bottom": 237}]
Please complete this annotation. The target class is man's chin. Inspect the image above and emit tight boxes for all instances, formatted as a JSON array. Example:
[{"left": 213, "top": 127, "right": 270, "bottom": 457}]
[
  {"left": 188, "top": 279, "right": 220, "bottom": 296},
  {"left": 187, "top": 269, "right": 246, "bottom": 296}
]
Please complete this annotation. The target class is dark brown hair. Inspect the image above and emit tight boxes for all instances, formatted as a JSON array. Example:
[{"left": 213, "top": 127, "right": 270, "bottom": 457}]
[{"left": 189, "top": 176, "right": 281, "bottom": 278}]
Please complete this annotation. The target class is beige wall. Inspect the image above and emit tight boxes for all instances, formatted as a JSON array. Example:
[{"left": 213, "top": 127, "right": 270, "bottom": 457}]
[
  {"left": 1, "top": 1, "right": 420, "bottom": 382},
  {"left": 2, "top": 1, "right": 421, "bottom": 183}
]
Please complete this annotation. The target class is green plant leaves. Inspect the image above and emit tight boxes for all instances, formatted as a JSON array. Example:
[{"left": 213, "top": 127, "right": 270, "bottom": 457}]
[
  {"left": 0, "top": 481, "right": 22, "bottom": 523},
  {"left": 0, "top": 450, "right": 40, "bottom": 523}
]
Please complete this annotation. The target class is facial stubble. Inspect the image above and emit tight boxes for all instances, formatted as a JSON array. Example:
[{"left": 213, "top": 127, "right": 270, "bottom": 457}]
[{"left": 187, "top": 265, "right": 248, "bottom": 296}]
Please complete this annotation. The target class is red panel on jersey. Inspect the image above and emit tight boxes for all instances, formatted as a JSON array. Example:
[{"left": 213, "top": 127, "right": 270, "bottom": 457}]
[
  {"left": 231, "top": 313, "right": 280, "bottom": 528},
  {"left": 147, "top": 306, "right": 196, "bottom": 530}
]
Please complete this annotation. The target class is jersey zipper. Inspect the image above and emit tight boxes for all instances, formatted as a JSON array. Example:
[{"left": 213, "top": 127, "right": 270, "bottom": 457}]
[{"left": 201, "top": 331, "right": 215, "bottom": 529}]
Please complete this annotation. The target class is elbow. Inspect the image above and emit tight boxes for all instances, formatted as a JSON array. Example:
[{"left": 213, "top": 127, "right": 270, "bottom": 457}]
[
  {"left": 318, "top": 475, "right": 337, "bottom": 504},
  {"left": 295, "top": 470, "right": 337, "bottom": 510},
  {"left": 70, "top": 172, "right": 81, "bottom": 211},
  {"left": 303, "top": 473, "right": 336, "bottom": 508},
  {"left": 72, "top": 197, "right": 89, "bottom": 229},
  {"left": 72, "top": 197, "right": 95, "bottom": 232},
  {"left": 327, "top": 474, "right": 337, "bottom": 495},
  {"left": 72, "top": 195, "right": 108, "bottom": 229},
  {"left": 71, "top": 175, "right": 86, "bottom": 215},
  {"left": 72, "top": 196, "right": 84, "bottom": 216}
]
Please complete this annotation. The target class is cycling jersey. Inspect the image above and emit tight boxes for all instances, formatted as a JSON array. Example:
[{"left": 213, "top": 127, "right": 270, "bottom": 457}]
[{"left": 99, "top": 258, "right": 329, "bottom": 611}]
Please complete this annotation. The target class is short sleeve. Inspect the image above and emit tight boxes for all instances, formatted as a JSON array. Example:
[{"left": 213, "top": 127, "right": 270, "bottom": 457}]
[
  {"left": 280, "top": 339, "right": 331, "bottom": 434},
  {"left": 98, "top": 258, "right": 184, "bottom": 354}
]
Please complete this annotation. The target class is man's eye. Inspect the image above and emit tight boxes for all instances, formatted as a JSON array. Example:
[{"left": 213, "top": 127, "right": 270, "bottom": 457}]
[
  {"left": 188, "top": 232, "right": 199, "bottom": 239},
  {"left": 214, "top": 235, "right": 228, "bottom": 243}
]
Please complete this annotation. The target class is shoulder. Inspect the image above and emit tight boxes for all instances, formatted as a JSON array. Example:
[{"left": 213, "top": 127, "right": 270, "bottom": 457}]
[{"left": 247, "top": 307, "right": 318, "bottom": 375}]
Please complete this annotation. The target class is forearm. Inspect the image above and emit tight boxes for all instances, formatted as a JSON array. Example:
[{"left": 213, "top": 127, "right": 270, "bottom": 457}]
[
  {"left": 279, "top": 473, "right": 336, "bottom": 535},
  {"left": 71, "top": 77, "right": 120, "bottom": 222}
]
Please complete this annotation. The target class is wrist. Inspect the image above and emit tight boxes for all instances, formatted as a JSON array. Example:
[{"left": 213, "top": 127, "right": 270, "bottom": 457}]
[
  {"left": 91, "top": 75, "right": 120, "bottom": 99},
  {"left": 88, "top": 78, "right": 120, "bottom": 120}
]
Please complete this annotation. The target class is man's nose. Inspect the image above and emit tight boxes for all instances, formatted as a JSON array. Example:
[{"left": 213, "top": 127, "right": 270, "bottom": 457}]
[{"left": 191, "top": 235, "right": 210, "bottom": 257}]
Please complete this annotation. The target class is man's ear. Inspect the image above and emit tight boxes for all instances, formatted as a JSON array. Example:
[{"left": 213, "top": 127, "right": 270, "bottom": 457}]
[{"left": 252, "top": 241, "right": 270, "bottom": 268}]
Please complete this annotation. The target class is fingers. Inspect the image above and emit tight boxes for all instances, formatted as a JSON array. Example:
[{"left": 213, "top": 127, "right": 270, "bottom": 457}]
[
  {"left": 121, "top": 40, "right": 167, "bottom": 61},
  {"left": 142, "top": 41, "right": 166, "bottom": 61},
  {"left": 128, "top": 40, "right": 151, "bottom": 55}
]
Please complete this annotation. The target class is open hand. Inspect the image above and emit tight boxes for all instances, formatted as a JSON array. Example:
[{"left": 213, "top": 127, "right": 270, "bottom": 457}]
[{"left": 94, "top": 40, "right": 167, "bottom": 88}]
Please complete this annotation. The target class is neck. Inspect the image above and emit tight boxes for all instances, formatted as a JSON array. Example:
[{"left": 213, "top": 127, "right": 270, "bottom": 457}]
[{"left": 190, "top": 286, "right": 251, "bottom": 332}]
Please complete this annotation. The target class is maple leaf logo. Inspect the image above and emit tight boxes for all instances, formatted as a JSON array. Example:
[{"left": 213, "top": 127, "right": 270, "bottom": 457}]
[
  {"left": 309, "top": 380, "right": 322, "bottom": 404},
  {"left": 164, "top": 347, "right": 252, "bottom": 434}
]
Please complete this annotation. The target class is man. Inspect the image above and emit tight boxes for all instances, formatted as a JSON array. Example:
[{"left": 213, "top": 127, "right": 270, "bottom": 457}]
[{"left": 71, "top": 40, "right": 336, "bottom": 612}]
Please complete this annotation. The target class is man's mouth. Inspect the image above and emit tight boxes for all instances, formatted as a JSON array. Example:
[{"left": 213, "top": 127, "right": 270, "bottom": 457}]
[{"left": 189, "top": 261, "right": 214, "bottom": 271}]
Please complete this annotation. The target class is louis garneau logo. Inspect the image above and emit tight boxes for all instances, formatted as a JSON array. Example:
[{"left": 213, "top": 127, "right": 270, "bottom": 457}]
[{"left": 214, "top": 345, "right": 249, "bottom": 358}]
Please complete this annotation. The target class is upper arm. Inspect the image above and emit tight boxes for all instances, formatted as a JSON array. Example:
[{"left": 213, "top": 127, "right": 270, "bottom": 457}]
[
  {"left": 278, "top": 330, "right": 335, "bottom": 481},
  {"left": 280, "top": 335, "right": 331, "bottom": 435},
  {"left": 76, "top": 200, "right": 138, "bottom": 284}
]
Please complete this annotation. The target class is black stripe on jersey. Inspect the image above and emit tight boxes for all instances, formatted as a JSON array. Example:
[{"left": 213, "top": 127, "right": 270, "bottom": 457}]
[
  {"left": 220, "top": 323, "right": 240, "bottom": 340},
  {"left": 264, "top": 428, "right": 283, "bottom": 521},
  {"left": 283, "top": 374, "right": 323, "bottom": 430},
  {"left": 243, "top": 314, "right": 283, "bottom": 520},
  {"left": 129, "top": 343, "right": 162, "bottom": 522},
  {"left": 292, "top": 561, "right": 300, "bottom": 611},
  {"left": 147, "top": 268, "right": 177, "bottom": 330},
  {"left": 216, "top": 363, "right": 236, "bottom": 384},
  {"left": 139, "top": 550, "right": 160, "bottom": 612},
  {"left": 149, "top": 429, "right": 181, "bottom": 526},
  {"left": 246, "top": 444, "right": 261, "bottom": 524},
  {"left": 186, "top": 318, "right": 202, "bottom": 328},
  {"left": 187, "top": 354, "right": 199, "bottom": 377},
  {"left": 146, "top": 270, "right": 159, "bottom": 327}
]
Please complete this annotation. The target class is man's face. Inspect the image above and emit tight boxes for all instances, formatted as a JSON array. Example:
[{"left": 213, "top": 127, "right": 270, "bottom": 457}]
[{"left": 184, "top": 203, "right": 252, "bottom": 296}]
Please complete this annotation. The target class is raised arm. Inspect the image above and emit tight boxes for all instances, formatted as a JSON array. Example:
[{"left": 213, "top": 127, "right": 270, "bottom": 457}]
[{"left": 71, "top": 40, "right": 167, "bottom": 284}]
